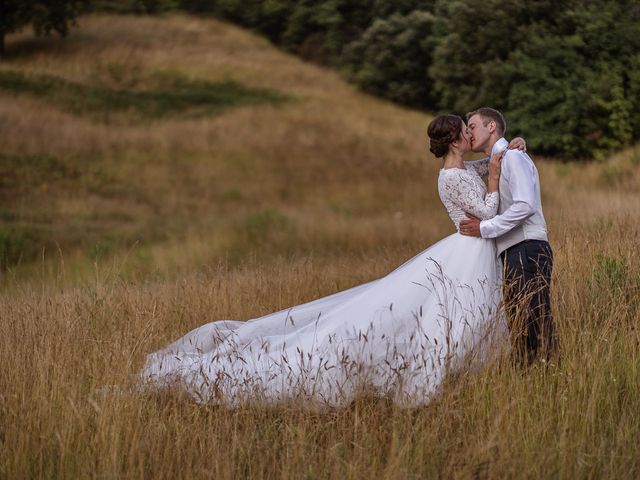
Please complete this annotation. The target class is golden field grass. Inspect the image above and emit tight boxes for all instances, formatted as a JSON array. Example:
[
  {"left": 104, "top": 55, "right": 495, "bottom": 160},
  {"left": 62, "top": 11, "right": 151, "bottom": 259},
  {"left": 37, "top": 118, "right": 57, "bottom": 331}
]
[{"left": 1, "top": 14, "right": 640, "bottom": 479}]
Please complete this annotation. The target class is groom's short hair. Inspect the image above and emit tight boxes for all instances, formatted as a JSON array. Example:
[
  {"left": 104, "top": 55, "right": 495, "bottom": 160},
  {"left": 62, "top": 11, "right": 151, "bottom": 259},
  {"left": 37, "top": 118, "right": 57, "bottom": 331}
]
[{"left": 466, "top": 107, "right": 506, "bottom": 136}]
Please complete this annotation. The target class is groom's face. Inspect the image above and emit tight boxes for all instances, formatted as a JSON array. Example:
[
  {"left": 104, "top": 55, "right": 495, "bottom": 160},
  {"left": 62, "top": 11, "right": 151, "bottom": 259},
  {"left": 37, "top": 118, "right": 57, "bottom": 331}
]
[{"left": 467, "top": 114, "right": 492, "bottom": 152}]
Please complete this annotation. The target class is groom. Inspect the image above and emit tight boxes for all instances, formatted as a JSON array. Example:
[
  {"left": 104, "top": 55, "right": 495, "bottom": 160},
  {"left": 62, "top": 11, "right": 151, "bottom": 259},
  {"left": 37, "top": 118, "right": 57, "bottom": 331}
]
[{"left": 459, "top": 107, "right": 556, "bottom": 366}]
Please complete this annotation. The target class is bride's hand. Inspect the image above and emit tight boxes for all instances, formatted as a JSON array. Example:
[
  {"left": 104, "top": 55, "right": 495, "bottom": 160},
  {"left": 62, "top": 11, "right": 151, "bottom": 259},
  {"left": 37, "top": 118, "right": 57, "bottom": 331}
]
[{"left": 508, "top": 136, "right": 527, "bottom": 152}]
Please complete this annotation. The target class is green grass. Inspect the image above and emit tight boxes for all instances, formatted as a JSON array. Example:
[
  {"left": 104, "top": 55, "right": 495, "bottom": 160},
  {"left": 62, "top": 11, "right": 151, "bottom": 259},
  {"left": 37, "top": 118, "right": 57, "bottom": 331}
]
[{"left": 0, "top": 69, "right": 290, "bottom": 121}]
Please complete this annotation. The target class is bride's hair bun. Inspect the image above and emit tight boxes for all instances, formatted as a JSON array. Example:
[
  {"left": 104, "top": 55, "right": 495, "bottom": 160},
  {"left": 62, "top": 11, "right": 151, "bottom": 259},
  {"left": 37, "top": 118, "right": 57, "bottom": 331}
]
[{"left": 427, "top": 114, "right": 463, "bottom": 158}]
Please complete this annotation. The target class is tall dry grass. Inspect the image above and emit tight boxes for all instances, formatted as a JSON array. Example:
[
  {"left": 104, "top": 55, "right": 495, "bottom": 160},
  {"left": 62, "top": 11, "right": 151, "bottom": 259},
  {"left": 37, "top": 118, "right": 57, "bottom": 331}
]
[{"left": 1, "top": 14, "right": 640, "bottom": 479}]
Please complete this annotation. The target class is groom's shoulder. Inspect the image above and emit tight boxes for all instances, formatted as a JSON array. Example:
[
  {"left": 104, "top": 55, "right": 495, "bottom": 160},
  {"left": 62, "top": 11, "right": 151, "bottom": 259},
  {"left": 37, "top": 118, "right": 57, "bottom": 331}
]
[
  {"left": 503, "top": 149, "right": 535, "bottom": 171},
  {"left": 504, "top": 148, "right": 533, "bottom": 162}
]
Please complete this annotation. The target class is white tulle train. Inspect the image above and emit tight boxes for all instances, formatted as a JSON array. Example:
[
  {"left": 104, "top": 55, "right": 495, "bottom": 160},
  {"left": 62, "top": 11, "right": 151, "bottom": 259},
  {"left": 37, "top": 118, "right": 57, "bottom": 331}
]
[{"left": 141, "top": 234, "right": 508, "bottom": 406}]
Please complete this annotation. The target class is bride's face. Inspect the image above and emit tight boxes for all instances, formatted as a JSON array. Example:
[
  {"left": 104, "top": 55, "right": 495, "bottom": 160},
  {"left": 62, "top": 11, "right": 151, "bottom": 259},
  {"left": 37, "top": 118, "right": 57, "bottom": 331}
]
[
  {"left": 467, "top": 114, "right": 491, "bottom": 152},
  {"left": 454, "top": 121, "right": 472, "bottom": 154}
]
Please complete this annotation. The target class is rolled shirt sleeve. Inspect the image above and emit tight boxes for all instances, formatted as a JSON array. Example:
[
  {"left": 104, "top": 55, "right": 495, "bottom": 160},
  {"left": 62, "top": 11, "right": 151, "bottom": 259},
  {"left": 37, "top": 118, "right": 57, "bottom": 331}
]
[{"left": 479, "top": 151, "right": 537, "bottom": 239}]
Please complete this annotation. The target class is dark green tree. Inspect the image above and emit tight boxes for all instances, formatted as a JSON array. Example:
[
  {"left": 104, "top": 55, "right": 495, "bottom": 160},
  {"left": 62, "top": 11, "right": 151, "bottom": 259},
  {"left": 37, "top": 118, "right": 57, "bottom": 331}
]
[
  {"left": 506, "top": 0, "right": 640, "bottom": 156},
  {"left": 627, "top": 55, "right": 640, "bottom": 139},
  {"left": 281, "top": 0, "right": 377, "bottom": 63},
  {"left": 343, "top": 10, "right": 437, "bottom": 107},
  {"left": 0, "top": 0, "right": 89, "bottom": 55},
  {"left": 429, "top": 0, "right": 640, "bottom": 157},
  {"left": 0, "top": 1, "right": 31, "bottom": 54},
  {"left": 506, "top": 35, "right": 590, "bottom": 157},
  {"left": 429, "top": 0, "right": 572, "bottom": 114}
]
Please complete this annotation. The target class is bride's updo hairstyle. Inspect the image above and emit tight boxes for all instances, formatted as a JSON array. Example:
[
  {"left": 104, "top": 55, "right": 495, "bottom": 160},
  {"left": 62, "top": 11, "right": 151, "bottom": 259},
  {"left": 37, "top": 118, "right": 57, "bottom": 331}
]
[{"left": 427, "top": 114, "right": 463, "bottom": 158}]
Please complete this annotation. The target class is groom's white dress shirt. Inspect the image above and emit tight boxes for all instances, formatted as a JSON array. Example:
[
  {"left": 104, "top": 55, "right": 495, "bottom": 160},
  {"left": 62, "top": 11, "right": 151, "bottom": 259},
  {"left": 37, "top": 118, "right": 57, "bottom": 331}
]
[{"left": 479, "top": 137, "right": 548, "bottom": 255}]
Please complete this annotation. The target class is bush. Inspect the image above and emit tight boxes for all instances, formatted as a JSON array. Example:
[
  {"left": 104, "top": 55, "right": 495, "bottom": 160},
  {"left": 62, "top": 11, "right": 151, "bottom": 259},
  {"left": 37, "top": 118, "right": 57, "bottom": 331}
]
[
  {"left": 590, "top": 253, "right": 638, "bottom": 317},
  {"left": 430, "top": 0, "right": 640, "bottom": 158},
  {"left": 506, "top": 35, "right": 590, "bottom": 157},
  {"left": 342, "top": 11, "right": 436, "bottom": 108},
  {"left": 0, "top": 0, "right": 90, "bottom": 54}
]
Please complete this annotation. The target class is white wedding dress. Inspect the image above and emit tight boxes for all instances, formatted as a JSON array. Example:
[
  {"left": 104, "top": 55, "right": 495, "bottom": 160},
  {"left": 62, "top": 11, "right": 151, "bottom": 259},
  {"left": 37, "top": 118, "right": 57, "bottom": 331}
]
[{"left": 141, "top": 161, "right": 507, "bottom": 406}]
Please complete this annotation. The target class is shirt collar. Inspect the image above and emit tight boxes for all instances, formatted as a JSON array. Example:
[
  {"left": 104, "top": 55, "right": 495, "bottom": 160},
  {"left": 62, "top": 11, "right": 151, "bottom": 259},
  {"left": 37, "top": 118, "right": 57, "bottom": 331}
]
[{"left": 491, "top": 137, "right": 509, "bottom": 157}]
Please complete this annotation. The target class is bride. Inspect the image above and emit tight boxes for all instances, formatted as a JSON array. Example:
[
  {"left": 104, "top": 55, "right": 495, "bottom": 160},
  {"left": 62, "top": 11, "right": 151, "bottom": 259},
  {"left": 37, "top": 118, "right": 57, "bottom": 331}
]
[{"left": 141, "top": 115, "right": 526, "bottom": 406}]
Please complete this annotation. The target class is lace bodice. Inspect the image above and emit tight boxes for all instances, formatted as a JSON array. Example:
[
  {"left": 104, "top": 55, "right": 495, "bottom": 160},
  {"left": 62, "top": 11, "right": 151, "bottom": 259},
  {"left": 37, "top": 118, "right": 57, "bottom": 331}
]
[{"left": 438, "top": 164, "right": 499, "bottom": 231}]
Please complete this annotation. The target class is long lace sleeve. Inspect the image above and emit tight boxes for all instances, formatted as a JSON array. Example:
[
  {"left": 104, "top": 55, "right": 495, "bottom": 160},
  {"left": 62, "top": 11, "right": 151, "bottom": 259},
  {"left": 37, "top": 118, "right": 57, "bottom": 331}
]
[
  {"left": 465, "top": 157, "right": 489, "bottom": 177},
  {"left": 439, "top": 170, "right": 499, "bottom": 221}
]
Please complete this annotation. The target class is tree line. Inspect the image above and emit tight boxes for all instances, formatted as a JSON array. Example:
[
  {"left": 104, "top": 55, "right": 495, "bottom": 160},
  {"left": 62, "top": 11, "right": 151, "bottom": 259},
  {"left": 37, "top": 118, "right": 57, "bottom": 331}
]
[{"left": 3, "top": 0, "right": 640, "bottom": 158}]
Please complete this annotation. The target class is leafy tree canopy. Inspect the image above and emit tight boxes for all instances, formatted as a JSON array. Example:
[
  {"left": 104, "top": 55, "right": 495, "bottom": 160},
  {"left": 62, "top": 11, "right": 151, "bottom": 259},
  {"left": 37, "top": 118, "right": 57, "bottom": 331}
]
[{"left": 0, "top": 0, "right": 90, "bottom": 54}]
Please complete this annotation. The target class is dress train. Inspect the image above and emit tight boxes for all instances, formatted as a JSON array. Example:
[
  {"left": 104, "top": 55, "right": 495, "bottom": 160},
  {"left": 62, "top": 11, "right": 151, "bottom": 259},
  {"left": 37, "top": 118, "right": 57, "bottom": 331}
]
[{"left": 141, "top": 233, "right": 507, "bottom": 406}]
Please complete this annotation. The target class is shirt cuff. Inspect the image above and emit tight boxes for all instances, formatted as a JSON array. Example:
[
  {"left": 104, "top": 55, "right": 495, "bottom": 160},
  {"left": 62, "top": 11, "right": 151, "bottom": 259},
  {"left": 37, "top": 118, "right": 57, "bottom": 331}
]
[{"left": 479, "top": 220, "right": 492, "bottom": 238}]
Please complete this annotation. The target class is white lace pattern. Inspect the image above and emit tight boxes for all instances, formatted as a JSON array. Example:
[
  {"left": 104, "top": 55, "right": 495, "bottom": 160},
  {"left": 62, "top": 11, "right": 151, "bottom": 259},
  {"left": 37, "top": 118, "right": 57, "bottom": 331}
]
[{"left": 438, "top": 165, "right": 499, "bottom": 230}]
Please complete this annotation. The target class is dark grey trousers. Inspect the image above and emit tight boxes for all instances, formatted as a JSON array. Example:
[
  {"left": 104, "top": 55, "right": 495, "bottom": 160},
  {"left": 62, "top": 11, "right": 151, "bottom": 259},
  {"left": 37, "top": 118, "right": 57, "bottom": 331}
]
[{"left": 500, "top": 240, "right": 556, "bottom": 365}]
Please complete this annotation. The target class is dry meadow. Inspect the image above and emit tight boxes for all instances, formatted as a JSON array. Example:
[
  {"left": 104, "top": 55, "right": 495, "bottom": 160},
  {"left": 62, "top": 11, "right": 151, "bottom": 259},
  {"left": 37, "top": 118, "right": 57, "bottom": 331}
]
[{"left": 1, "top": 14, "right": 640, "bottom": 479}]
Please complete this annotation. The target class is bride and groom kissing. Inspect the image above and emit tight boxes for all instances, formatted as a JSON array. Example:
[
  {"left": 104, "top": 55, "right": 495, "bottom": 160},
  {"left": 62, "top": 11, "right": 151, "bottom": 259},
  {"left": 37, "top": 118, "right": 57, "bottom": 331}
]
[
  {"left": 437, "top": 107, "right": 556, "bottom": 367},
  {"left": 140, "top": 107, "right": 557, "bottom": 406}
]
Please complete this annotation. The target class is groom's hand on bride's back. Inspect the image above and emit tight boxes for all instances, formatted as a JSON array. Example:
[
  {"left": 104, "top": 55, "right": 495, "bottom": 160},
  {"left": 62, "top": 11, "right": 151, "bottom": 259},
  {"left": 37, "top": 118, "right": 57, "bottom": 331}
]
[{"left": 459, "top": 214, "right": 481, "bottom": 237}]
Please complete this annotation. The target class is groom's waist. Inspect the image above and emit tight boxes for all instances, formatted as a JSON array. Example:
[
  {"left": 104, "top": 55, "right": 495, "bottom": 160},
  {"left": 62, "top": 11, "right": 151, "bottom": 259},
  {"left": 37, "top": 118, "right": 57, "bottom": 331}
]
[{"left": 496, "top": 224, "right": 548, "bottom": 255}]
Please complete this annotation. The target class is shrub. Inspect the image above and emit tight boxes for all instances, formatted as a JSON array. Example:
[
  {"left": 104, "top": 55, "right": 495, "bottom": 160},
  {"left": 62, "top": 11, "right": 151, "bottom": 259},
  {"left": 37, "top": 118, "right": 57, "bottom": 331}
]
[{"left": 342, "top": 11, "right": 436, "bottom": 108}]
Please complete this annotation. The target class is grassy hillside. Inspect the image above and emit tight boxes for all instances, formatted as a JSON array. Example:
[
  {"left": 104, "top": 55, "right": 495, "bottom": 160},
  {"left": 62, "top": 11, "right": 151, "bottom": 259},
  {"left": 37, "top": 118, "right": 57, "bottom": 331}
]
[
  {"left": 0, "top": 13, "right": 442, "bottom": 285},
  {"left": 1, "top": 14, "right": 640, "bottom": 479}
]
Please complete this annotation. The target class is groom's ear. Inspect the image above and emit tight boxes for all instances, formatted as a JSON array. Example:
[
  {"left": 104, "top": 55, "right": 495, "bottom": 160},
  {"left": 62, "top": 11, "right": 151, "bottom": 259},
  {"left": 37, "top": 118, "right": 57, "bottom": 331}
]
[{"left": 488, "top": 120, "right": 496, "bottom": 134}]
